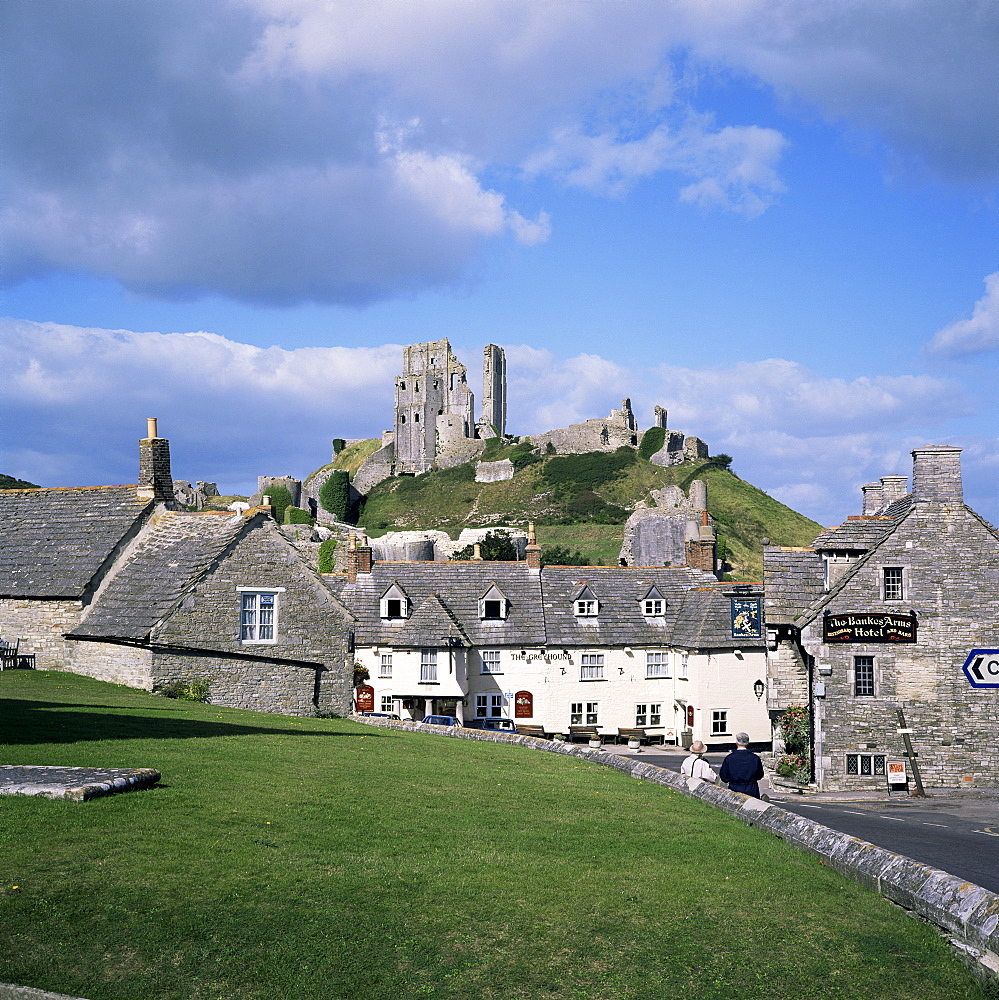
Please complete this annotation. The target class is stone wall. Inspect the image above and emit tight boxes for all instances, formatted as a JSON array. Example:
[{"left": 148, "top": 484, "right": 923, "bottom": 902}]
[
  {"left": 249, "top": 476, "right": 302, "bottom": 508},
  {"left": 475, "top": 459, "right": 515, "bottom": 483},
  {"left": 69, "top": 640, "right": 154, "bottom": 690},
  {"left": 618, "top": 481, "right": 711, "bottom": 568},
  {"left": 531, "top": 399, "right": 639, "bottom": 455},
  {"left": 0, "top": 598, "right": 83, "bottom": 669}
]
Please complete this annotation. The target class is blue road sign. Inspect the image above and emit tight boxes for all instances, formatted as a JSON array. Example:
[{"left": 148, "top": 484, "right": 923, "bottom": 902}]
[{"left": 962, "top": 649, "right": 999, "bottom": 688}]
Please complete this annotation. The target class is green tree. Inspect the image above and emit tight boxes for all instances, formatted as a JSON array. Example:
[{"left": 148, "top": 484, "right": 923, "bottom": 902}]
[
  {"left": 265, "top": 486, "right": 293, "bottom": 523},
  {"left": 453, "top": 529, "right": 518, "bottom": 561},
  {"left": 317, "top": 538, "right": 338, "bottom": 574},
  {"left": 332, "top": 438, "right": 346, "bottom": 455},
  {"left": 540, "top": 545, "right": 590, "bottom": 566},
  {"left": 319, "top": 471, "right": 350, "bottom": 521},
  {"left": 710, "top": 453, "right": 733, "bottom": 470}
]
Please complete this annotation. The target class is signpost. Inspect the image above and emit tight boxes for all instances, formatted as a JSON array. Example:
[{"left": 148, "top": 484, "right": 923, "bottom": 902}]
[
  {"left": 886, "top": 760, "right": 908, "bottom": 795},
  {"left": 962, "top": 649, "right": 999, "bottom": 688}
]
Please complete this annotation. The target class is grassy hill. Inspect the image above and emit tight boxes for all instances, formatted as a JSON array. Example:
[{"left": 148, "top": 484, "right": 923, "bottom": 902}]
[
  {"left": 1, "top": 473, "right": 40, "bottom": 489},
  {"left": 352, "top": 443, "right": 821, "bottom": 579},
  {"left": 0, "top": 671, "right": 983, "bottom": 1000}
]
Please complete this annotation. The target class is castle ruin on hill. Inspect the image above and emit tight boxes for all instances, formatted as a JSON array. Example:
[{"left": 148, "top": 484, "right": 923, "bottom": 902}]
[{"left": 346, "top": 338, "right": 709, "bottom": 495}]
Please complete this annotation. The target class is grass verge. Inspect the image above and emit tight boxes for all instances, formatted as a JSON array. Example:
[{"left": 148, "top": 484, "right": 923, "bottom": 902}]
[{"left": 1, "top": 671, "right": 985, "bottom": 1000}]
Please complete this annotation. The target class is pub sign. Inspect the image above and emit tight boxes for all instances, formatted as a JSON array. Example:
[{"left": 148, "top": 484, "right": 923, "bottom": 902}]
[
  {"left": 514, "top": 690, "right": 533, "bottom": 718},
  {"left": 730, "top": 598, "right": 762, "bottom": 640},
  {"left": 355, "top": 684, "right": 375, "bottom": 712},
  {"left": 823, "top": 612, "right": 916, "bottom": 643}
]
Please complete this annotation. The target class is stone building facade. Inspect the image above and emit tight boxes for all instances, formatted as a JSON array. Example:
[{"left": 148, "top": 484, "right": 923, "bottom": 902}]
[
  {"left": 0, "top": 424, "right": 354, "bottom": 716},
  {"left": 764, "top": 446, "right": 999, "bottom": 790}
]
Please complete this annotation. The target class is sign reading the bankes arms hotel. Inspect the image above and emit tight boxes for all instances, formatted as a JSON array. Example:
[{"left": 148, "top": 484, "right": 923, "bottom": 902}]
[{"left": 823, "top": 612, "right": 917, "bottom": 643}]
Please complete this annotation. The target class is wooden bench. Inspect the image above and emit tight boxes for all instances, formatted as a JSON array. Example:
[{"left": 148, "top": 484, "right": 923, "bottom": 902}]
[
  {"left": 0, "top": 639, "right": 33, "bottom": 671},
  {"left": 568, "top": 725, "right": 604, "bottom": 744},
  {"left": 515, "top": 725, "right": 548, "bottom": 739},
  {"left": 615, "top": 728, "right": 666, "bottom": 746}
]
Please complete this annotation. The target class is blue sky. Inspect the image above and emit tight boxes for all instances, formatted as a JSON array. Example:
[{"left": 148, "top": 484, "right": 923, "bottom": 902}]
[{"left": 2, "top": 0, "right": 997, "bottom": 526}]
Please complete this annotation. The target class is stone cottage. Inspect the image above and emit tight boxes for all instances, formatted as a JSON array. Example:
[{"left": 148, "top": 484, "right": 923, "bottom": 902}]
[
  {"left": 0, "top": 421, "right": 354, "bottom": 715},
  {"left": 764, "top": 446, "right": 999, "bottom": 790}
]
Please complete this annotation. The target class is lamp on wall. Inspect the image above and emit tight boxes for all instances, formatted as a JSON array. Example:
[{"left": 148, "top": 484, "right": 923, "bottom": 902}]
[{"left": 753, "top": 679, "right": 765, "bottom": 700}]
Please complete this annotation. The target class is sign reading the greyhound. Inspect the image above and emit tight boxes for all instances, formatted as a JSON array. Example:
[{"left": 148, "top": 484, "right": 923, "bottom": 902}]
[
  {"left": 962, "top": 650, "right": 999, "bottom": 689},
  {"left": 823, "top": 612, "right": 917, "bottom": 643}
]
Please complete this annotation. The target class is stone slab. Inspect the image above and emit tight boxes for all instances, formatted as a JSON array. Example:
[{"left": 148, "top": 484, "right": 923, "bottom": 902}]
[{"left": 0, "top": 766, "right": 160, "bottom": 802}]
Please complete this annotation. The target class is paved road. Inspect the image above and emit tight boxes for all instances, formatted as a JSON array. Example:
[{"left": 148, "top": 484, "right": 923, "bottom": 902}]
[{"left": 613, "top": 746, "right": 999, "bottom": 893}]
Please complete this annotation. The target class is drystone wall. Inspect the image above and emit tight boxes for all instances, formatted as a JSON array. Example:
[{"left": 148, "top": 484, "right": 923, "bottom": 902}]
[{"left": 0, "top": 598, "right": 82, "bottom": 670}]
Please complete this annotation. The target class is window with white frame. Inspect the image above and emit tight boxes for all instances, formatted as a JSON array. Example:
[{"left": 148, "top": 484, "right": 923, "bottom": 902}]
[
  {"left": 476, "top": 693, "right": 504, "bottom": 718},
  {"left": 643, "top": 599, "right": 665, "bottom": 617},
  {"left": 854, "top": 656, "right": 875, "bottom": 696},
  {"left": 479, "top": 585, "right": 508, "bottom": 620},
  {"left": 480, "top": 649, "right": 502, "bottom": 674},
  {"left": 883, "top": 567, "right": 904, "bottom": 601},
  {"left": 575, "top": 599, "right": 598, "bottom": 616},
  {"left": 846, "top": 753, "right": 885, "bottom": 776},
  {"left": 379, "top": 653, "right": 393, "bottom": 678},
  {"left": 711, "top": 710, "right": 729, "bottom": 736},
  {"left": 635, "top": 703, "right": 662, "bottom": 727},
  {"left": 239, "top": 589, "right": 281, "bottom": 643},
  {"left": 679, "top": 653, "right": 689, "bottom": 680},
  {"left": 380, "top": 696, "right": 395, "bottom": 714},
  {"left": 570, "top": 702, "right": 599, "bottom": 726},
  {"left": 646, "top": 651, "right": 670, "bottom": 678},
  {"left": 380, "top": 586, "right": 409, "bottom": 619},
  {"left": 420, "top": 649, "right": 437, "bottom": 683},
  {"left": 580, "top": 653, "right": 604, "bottom": 680}
]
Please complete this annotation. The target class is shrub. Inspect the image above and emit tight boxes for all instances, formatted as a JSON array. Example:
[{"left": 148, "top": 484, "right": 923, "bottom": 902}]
[
  {"left": 265, "top": 485, "right": 293, "bottom": 523},
  {"left": 317, "top": 538, "right": 338, "bottom": 574},
  {"left": 542, "top": 448, "right": 636, "bottom": 494},
  {"left": 320, "top": 470, "right": 350, "bottom": 521},
  {"left": 775, "top": 753, "right": 811, "bottom": 782},
  {"left": 453, "top": 529, "right": 518, "bottom": 561},
  {"left": 710, "top": 453, "right": 733, "bottom": 470},
  {"left": 777, "top": 704, "right": 810, "bottom": 756},
  {"left": 283, "top": 506, "right": 313, "bottom": 525},
  {"left": 638, "top": 427, "right": 666, "bottom": 461},
  {"left": 540, "top": 545, "right": 590, "bottom": 566},
  {"left": 332, "top": 438, "right": 346, "bottom": 455},
  {"left": 156, "top": 678, "right": 211, "bottom": 702}
]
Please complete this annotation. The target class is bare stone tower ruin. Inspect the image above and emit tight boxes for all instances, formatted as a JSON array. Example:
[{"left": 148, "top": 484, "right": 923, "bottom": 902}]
[
  {"left": 478, "top": 344, "right": 507, "bottom": 439},
  {"left": 394, "top": 339, "right": 475, "bottom": 475}
]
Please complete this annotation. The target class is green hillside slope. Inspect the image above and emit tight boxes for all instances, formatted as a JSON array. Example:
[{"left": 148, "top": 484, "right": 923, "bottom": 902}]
[
  {"left": 352, "top": 445, "right": 821, "bottom": 580},
  {"left": 1, "top": 473, "right": 40, "bottom": 489}
]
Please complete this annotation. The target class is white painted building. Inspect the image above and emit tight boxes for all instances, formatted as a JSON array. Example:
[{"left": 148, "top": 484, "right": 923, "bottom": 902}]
[{"left": 331, "top": 536, "right": 769, "bottom": 747}]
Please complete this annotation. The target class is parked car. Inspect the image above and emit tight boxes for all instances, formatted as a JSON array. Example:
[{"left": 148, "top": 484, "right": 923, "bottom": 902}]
[
  {"left": 466, "top": 717, "right": 516, "bottom": 732},
  {"left": 421, "top": 714, "right": 461, "bottom": 726},
  {"left": 359, "top": 711, "right": 401, "bottom": 720}
]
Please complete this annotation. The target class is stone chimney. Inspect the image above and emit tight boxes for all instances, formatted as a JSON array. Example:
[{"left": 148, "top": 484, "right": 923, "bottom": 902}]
[
  {"left": 685, "top": 510, "right": 717, "bottom": 575},
  {"left": 688, "top": 479, "right": 707, "bottom": 512},
  {"left": 861, "top": 482, "right": 883, "bottom": 515},
  {"left": 346, "top": 534, "right": 373, "bottom": 583},
  {"left": 879, "top": 474, "right": 908, "bottom": 507},
  {"left": 911, "top": 446, "right": 963, "bottom": 504},
  {"left": 471, "top": 543, "right": 483, "bottom": 562},
  {"left": 137, "top": 418, "right": 174, "bottom": 502},
  {"left": 525, "top": 521, "right": 542, "bottom": 571}
]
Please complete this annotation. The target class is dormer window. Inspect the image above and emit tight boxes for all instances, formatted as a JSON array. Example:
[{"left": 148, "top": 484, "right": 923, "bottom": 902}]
[
  {"left": 380, "top": 584, "right": 409, "bottom": 620},
  {"left": 574, "top": 585, "right": 599, "bottom": 617},
  {"left": 479, "top": 584, "right": 508, "bottom": 620},
  {"left": 641, "top": 586, "right": 666, "bottom": 617}
]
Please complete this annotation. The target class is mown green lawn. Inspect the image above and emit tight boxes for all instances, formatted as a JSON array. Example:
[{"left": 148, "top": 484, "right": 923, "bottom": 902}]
[{"left": 0, "top": 672, "right": 986, "bottom": 1000}]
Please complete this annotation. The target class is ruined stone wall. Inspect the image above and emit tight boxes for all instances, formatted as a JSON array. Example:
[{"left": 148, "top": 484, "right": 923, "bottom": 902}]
[
  {"left": 250, "top": 476, "right": 302, "bottom": 508},
  {"left": 531, "top": 399, "right": 639, "bottom": 455},
  {"left": 475, "top": 459, "right": 515, "bottom": 483},
  {"left": 480, "top": 344, "right": 507, "bottom": 437}
]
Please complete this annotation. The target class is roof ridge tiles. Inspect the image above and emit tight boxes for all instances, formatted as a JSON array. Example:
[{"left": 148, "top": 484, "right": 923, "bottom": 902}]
[{"left": 0, "top": 484, "right": 139, "bottom": 493}]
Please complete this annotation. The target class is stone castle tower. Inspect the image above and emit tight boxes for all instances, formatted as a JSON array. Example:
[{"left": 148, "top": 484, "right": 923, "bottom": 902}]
[
  {"left": 479, "top": 344, "right": 507, "bottom": 438},
  {"left": 394, "top": 339, "right": 475, "bottom": 474}
]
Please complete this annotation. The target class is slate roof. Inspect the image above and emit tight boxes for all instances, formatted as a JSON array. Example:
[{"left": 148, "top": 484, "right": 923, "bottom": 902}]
[
  {"left": 810, "top": 516, "right": 896, "bottom": 551},
  {"left": 762, "top": 546, "right": 826, "bottom": 625},
  {"left": 328, "top": 561, "right": 750, "bottom": 649},
  {"left": 70, "top": 511, "right": 247, "bottom": 640},
  {"left": 0, "top": 486, "right": 152, "bottom": 598}
]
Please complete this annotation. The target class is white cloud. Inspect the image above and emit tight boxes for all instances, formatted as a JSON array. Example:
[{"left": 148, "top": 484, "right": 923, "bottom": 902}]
[
  {"left": 926, "top": 272, "right": 999, "bottom": 357},
  {"left": 523, "top": 117, "right": 787, "bottom": 216},
  {"left": 3, "top": 1, "right": 995, "bottom": 306}
]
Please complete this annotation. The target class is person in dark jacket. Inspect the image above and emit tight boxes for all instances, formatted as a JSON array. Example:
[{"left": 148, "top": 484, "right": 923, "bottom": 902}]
[{"left": 719, "top": 731, "right": 765, "bottom": 798}]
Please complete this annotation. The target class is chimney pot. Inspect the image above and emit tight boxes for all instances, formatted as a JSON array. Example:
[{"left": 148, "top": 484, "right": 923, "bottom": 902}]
[
  {"left": 146, "top": 417, "right": 158, "bottom": 439},
  {"left": 137, "top": 420, "right": 173, "bottom": 503}
]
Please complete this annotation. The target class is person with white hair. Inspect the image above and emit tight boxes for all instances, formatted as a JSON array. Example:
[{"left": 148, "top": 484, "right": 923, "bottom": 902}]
[
  {"left": 680, "top": 740, "right": 716, "bottom": 782},
  {"left": 719, "top": 732, "right": 765, "bottom": 798}
]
